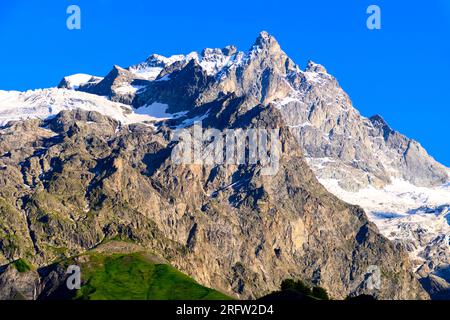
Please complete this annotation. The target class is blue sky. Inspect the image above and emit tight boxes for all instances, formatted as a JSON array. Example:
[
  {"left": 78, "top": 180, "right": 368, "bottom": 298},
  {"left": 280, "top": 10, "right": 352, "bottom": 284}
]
[{"left": 0, "top": 0, "right": 449, "bottom": 165}]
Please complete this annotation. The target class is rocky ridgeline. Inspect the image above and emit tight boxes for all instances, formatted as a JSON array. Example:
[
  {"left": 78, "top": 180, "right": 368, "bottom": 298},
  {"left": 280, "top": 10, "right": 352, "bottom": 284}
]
[{"left": 62, "top": 31, "right": 448, "bottom": 191}]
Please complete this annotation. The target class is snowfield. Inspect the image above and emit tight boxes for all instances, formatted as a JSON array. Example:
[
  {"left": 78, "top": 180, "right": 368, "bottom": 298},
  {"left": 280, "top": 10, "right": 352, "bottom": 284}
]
[
  {"left": 319, "top": 177, "right": 450, "bottom": 270},
  {"left": 319, "top": 178, "right": 450, "bottom": 215},
  {"left": 0, "top": 88, "right": 178, "bottom": 128}
]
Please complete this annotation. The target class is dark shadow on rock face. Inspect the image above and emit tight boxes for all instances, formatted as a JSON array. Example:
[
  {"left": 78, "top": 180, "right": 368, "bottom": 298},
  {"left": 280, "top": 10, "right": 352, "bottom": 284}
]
[{"left": 142, "top": 146, "right": 173, "bottom": 177}]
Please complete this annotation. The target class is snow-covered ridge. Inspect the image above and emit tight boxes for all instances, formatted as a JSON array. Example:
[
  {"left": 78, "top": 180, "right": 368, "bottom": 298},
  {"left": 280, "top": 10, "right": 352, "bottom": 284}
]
[
  {"left": 128, "top": 48, "right": 241, "bottom": 79},
  {"left": 0, "top": 88, "right": 178, "bottom": 128},
  {"left": 127, "top": 39, "right": 328, "bottom": 82},
  {"left": 128, "top": 54, "right": 186, "bottom": 80}
]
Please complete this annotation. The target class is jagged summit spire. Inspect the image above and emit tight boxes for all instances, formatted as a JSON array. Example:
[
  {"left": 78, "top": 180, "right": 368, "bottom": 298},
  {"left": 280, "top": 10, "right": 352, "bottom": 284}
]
[
  {"left": 253, "top": 31, "right": 281, "bottom": 51},
  {"left": 257, "top": 30, "right": 272, "bottom": 41}
]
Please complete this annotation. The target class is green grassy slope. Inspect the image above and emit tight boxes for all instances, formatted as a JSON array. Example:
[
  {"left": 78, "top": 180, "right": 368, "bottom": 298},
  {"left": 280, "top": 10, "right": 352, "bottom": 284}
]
[{"left": 75, "top": 252, "right": 232, "bottom": 300}]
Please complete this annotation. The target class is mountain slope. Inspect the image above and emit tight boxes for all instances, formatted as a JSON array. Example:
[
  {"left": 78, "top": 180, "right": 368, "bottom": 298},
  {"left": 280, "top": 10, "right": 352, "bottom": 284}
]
[
  {"left": 76, "top": 30, "right": 447, "bottom": 296},
  {"left": 0, "top": 32, "right": 440, "bottom": 300},
  {"left": 121, "top": 33, "right": 449, "bottom": 292},
  {"left": 0, "top": 104, "right": 427, "bottom": 299},
  {"left": 75, "top": 252, "right": 232, "bottom": 300},
  {"left": 0, "top": 242, "right": 232, "bottom": 300}
]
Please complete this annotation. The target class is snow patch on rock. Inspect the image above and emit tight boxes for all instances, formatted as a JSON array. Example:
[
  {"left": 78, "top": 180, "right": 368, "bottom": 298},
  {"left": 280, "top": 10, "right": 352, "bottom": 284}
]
[
  {"left": 0, "top": 88, "right": 168, "bottom": 128},
  {"left": 60, "top": 74, "right": 103, "bottom": 90}
]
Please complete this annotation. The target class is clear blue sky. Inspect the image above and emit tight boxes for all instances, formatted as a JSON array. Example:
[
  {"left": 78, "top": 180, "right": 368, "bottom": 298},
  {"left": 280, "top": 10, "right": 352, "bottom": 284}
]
[{"left": 0, "top": 0, "right": 449, "bottom": 165}]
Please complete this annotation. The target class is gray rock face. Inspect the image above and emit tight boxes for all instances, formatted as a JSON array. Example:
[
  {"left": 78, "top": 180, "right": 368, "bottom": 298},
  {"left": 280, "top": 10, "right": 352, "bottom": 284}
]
[
  {"left": 76, "top": 65, "right": 150, "bottom": 105},
  {"left": 62, "top": 31, "right": 447, "bottom": 191},
  {"left": 0, "top": 264, "right": 40, "bottom": 300},
  {"left": 276, "top": 70, "right": 448, "bottom": 191},
  {"left": 114, "top": 33, "right": 449, "bottom": 297},
  {"left": 134, "top": 59, "right": 211, "bottom": 113},
  {"left": 420, "top": 273, "right": 450, "bottom": 300},
  {"left": 0, "top": 105, "right": 428, "bottom": 300}
]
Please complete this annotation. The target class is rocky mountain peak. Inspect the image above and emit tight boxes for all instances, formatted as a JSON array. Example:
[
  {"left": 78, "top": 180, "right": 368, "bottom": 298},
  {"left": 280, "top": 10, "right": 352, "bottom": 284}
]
[
  {"left": 238, "top": 32, "right": 297, "bottom": 85},
  {"left": 111, "top": 64, "right": 130, "bottom": 75},
  {"left": 55, "top": 31, "right": 449, "bottom": 194},
  {"left": 253, "top": 31, "right": 280, "bottom": 51},
  {"left": 1, "top": 31, "right": 443, "bottom": 301}
]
